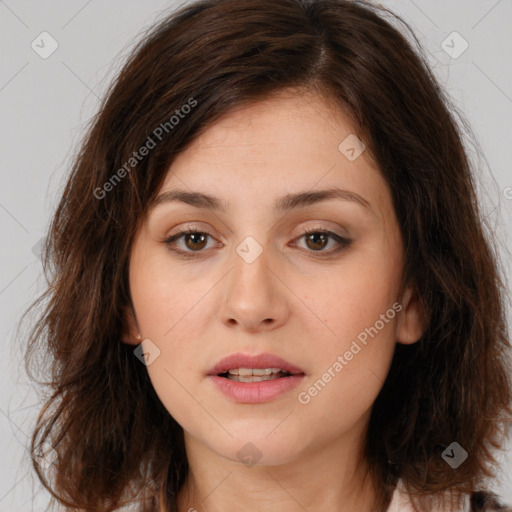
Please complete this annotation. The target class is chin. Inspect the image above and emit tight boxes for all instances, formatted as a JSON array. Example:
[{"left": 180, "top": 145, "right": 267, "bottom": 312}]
[{"left": 205, "top": 432, "right": 306, "bottom": 468}]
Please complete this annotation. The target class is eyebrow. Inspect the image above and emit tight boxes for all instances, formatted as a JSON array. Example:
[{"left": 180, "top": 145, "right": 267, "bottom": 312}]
[{"left": 151, "top": 187, "right": 373, "bottom": 214}]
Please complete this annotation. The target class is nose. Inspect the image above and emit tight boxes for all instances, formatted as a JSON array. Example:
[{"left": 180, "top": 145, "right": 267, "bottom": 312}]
[{"left": 218, "top": 243, "right": 290, "bottom": 332}]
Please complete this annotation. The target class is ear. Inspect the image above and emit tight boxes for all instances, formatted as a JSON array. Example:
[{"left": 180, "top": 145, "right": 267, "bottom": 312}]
[
  {"left": 121, "top": 304, "right": 141, "bottom": 346},
  {"left": 396, "top": 285, "right": 425, "bottom": 345}
]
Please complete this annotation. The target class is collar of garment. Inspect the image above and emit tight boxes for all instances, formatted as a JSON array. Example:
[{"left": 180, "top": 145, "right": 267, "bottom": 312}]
[{"left": 387, "top": 479, "right": 471, "bottom": 512}]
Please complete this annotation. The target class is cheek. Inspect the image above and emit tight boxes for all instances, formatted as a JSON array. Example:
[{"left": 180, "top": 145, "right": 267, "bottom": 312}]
[
  {"left": 129, "top": 250, "right": 214, "bottom": 417},
  {"left": 130, "top": 249, "right": 202, "bottom": 336},
  {"left": 295, "top": 299, "right": 398, "bottom": 433},
  {"left": 304, "top": 253, "right": 400, "bottom": 346},
  {"left": 295, "top": 255, "right": 400, "bottom": 414}
]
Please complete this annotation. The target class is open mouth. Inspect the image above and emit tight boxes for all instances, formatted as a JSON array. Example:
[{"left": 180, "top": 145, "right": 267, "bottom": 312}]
[
  {"left": 218, "top": 368, "right": 297, "bottom": 382},
  {"left": 210, "top": 359, "right": 306, "bottom": 402}
]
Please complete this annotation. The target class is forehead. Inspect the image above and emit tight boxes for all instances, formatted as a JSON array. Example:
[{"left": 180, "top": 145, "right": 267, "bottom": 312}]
[
  {"left": 162, "top": 90, "right": 378, "bottom": 187},
  {"left": 189, "top": 90, "right": 354, "bottom": 156},
  {"left": 150, "top": 89, "right": 393, "bottom": 229}
]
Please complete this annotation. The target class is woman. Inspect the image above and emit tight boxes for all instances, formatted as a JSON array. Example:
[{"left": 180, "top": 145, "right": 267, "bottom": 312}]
[{"left": 22, "top": 0, "right": 512, "bottom": 510}]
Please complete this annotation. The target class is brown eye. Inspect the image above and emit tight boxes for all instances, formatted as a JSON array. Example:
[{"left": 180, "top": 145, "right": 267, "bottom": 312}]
[
  {"left": 296, "top": 229, "right": 352, "bottom": 254},
  {"left": 164, "top": 228, "right": 216, "bottom": 258},
  {"left": 183, "top": 232, "right": 208, "bottom": 251},
  {"left": 304, "top": 232, "right": 329, "bottom": 251}
]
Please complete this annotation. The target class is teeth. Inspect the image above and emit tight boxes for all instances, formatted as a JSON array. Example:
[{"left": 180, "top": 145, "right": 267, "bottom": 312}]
[
  {"left": 228, "top": 374, "right": 284, "bottom": 382},
  {"left": 227, "top": 368, "right": 284, "bottom": 376},
  {"left": 252, "top": 368, "right": 272, "bottom": 376}
]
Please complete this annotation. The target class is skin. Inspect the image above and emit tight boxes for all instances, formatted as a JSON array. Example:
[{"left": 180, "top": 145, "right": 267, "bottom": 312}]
[{"left": 122, "top": 88, "right": 425, "bottom": 512}]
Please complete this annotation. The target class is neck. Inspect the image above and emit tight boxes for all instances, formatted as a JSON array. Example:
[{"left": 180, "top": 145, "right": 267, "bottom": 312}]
[{"left": 171, "top": 425, "right": 377, "bottom": 512}]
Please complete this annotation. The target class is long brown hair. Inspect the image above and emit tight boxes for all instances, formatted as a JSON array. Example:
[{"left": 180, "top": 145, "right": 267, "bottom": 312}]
[{"left": 21, "top": 0, "right": 512, "bottom": 511}]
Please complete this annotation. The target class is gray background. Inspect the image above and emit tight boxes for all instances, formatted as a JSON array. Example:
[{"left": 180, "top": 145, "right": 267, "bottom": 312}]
[{"left": 1, "top": 0, "right": 511, "bottom": 510}]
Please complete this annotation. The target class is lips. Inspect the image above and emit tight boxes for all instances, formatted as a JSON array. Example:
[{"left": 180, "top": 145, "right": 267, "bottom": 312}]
[{"left": 207, "top": 352, "right": 305, "bottom": 377}]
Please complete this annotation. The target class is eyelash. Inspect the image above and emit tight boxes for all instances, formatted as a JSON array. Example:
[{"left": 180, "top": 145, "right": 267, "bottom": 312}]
[{"left": 163, "top": 227, "right": 352, "bottom": 260}]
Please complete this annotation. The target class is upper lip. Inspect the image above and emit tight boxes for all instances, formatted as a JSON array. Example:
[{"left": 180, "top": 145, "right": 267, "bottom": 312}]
[{"left": 207, "top": 352, "right": 305, "bottom": 376}]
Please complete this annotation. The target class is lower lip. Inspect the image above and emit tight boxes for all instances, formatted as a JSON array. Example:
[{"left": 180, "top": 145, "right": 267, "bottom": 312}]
[{"left": 208, "top": 374, "right": 305, "bottom": 403}]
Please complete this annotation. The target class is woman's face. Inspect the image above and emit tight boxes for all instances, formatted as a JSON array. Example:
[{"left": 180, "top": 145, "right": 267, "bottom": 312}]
[{"left": 124, "top": 89, "right": 423, "bottom": 467}]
